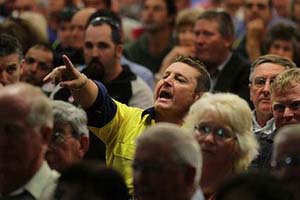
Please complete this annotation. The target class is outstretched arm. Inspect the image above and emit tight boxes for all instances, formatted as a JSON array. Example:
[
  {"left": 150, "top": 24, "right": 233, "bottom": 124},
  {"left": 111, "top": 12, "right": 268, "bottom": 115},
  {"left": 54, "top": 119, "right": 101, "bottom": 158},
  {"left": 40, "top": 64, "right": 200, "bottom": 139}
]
[{"left": 44, "top": 55, "right": 98, "bottom": 108}]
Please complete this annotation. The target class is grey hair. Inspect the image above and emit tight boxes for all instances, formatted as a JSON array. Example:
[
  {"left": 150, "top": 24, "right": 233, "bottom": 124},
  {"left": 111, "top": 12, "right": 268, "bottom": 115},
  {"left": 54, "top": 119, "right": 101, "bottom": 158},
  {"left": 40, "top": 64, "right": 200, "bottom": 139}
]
[
  {"left": 136, "top": 123, "right": 202, "bottom": 187},
  {"left": 0, "top": 83, "right": 53, "bottom": 128},
  {"left": 249, "top": 54, "right": 297, "bottom": 82},
  {"left": 184, "top": 92, "right": 259, "bottom": 173},
  {"left": 52, "top": 100, "right": 89, "bottom": 137}
]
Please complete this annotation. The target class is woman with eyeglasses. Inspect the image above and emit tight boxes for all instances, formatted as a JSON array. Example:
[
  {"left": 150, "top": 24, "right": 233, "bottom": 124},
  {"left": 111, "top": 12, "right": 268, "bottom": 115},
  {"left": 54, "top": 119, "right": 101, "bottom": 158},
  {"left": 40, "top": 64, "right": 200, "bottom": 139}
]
[{"left": 184, "top": 93, "right": 259, "bottom": 200}]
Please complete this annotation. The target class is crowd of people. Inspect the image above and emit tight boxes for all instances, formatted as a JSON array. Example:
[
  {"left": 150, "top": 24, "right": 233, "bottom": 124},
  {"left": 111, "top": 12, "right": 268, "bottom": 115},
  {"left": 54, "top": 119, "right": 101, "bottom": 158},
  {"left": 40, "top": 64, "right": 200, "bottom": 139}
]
[{"left": 0, "top": 0, "right": 300, "bottom": 199}]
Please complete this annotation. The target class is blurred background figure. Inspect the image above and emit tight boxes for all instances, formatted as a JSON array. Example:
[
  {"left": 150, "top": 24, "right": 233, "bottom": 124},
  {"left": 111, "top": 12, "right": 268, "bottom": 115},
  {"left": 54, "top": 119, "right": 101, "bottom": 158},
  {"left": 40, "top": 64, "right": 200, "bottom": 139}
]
[
  {"left": 133, "top": 123, "right": 204, "bottom": 200},
  {"left": 216, "top": 172, "right": 292, "bottom": 200},
  {"left": 262, "top": 23, "right": 300, "bottom": 66},
  {"left": 52, "top": 7, "right": 78, "bottom": 66},
  {"left": 289, "top": 0, "right": 300, "bottom": 28},
  {"left": 157, "top": 8, "right": 203, "bottom": 79},
  {"left": 184, "top": 93, "right": 259, "bottom": 200},
  {"left": 273, "top": 0, "right": 290, "bottom": 18},
  {"left": 272, "top": 124, "right": 300, "bottom": 200},
  {"left": 124, "top": 0, "right": 177, "bottom": 73},
  {"left": 55, "top": 162, "right": 129, "bottom": 200},
  {"left": 46, "top": 100, "right": 90, "bottom": 173},
  {"left": 0, "top": 16, "right": 47, "bottom": 54}
]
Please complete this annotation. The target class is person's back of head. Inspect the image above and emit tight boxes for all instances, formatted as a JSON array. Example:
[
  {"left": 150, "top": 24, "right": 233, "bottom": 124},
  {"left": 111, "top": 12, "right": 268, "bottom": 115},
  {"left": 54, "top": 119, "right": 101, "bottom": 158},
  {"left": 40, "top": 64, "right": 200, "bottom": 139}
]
[
  {"left": 0, "top": 83, "right": 53, "bottom": 195},
  {"left": 216, "top": 171, "right": 292, "bottom": 200},
  {"left": 272, "top": 124, "right": 300, "bottom": 200},
  {"left": 55, "top": 161, "right": 129, "bottom": 200},
  {"left": 134, "top": 123, "right": 202, "bottom": 200}
]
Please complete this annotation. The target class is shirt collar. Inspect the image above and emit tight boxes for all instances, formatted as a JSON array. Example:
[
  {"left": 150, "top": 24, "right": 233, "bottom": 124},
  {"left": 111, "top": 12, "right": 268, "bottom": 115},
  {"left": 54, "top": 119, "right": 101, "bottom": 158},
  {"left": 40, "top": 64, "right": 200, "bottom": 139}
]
[
  {"left": 252, "top": 110, "right": 276, "bottom": 135},
  {"left": 25, "top": 162, "right": 58, "bottom": 199}
]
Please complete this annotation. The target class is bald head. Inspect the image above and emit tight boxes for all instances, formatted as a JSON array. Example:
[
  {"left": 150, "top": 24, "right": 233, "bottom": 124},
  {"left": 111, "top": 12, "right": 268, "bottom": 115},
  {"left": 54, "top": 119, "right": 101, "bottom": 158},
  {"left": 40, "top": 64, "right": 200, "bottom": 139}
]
[
  {"left": 71, "top": 8, "right": 96, "bottom": 49},
  {"left": 0, "top": 83, "right": 53, "bottom": 194},
  {"left": 0, "top": 83, "right": 53, "bottom": 127}
]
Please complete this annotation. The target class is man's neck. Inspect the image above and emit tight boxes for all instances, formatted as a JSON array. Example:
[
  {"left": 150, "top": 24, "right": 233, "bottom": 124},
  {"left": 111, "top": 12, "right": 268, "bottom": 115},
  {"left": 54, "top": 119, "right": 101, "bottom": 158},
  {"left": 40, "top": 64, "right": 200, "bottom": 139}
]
[
  {"left": 255, "top": 111, "right": 272, "bottom": 127},
  {"left": 155, "top": 109, "right": 185, "bottom": 125},
  {"left": 204, "top": 51, "right": 230, "bottom": 75},
  {"left": 146, "top": 27, "right": 173, "bottom": 56}
]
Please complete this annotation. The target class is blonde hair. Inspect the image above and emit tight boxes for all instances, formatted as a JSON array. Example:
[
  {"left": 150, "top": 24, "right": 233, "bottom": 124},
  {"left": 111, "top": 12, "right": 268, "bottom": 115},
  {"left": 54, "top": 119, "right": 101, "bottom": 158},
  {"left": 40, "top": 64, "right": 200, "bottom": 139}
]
[
  {"left": 270, "top": 68, "right": 300, "bottom": 95},
  {"left": 184, "top": 93, "right": 259, "bottom": 172}
]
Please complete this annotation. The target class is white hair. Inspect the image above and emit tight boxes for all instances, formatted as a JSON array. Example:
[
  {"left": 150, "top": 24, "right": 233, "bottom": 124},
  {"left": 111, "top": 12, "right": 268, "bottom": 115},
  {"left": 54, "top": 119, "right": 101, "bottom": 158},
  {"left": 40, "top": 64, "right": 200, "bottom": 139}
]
[{"left": 184, "top": 92, "right": 259, "bottom": 172}]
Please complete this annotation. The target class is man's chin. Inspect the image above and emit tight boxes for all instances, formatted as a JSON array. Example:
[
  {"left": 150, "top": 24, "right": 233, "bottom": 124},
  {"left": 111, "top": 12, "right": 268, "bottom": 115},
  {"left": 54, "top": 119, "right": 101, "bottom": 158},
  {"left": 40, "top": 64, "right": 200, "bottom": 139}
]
[{"left": 154, "top": 102, "right": 173, "bottom": 112}]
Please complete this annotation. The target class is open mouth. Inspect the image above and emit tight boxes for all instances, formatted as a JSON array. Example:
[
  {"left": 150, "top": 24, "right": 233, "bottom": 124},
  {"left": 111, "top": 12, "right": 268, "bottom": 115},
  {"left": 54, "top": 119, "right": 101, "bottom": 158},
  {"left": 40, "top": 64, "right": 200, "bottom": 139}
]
[{"left": 158, "top": 90, "right": 173, "bottom": 100}]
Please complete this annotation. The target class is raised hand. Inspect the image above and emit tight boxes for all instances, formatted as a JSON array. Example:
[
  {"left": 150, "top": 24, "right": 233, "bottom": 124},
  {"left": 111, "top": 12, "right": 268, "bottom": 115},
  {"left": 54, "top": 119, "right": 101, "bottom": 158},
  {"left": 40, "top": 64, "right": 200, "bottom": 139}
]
[{"left": 43, "top": 55, "right": 87, "bottom": 90}]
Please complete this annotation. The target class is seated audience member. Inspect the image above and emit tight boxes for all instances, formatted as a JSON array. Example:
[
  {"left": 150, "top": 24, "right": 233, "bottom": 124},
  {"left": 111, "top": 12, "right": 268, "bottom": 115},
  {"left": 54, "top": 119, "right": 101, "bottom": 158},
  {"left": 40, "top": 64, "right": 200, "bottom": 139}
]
[
  {"left": 0, "top": 16, "right": 46, "bottom": 54},
  {"left": 262, "top": 23, "right": 300, "bottom": 66},
  {"left": 52, "top": 7, "right": 78, "bottom": 66},
  {"left": 184, "top": 93, "right": 259, "bottom": 200},
  {"left": 253, "top": 68, "right": 300, "bottom": 168},
  {"left": 55, "top": 161, "right": 129, "bottom": 200},
  {"left": 157, "top": 8, "right": 203, "bottom": 79},
  {"left": 21, "top": 43, "right": 54, "bottom": 89},
  {"left": 133, "top": 123, "right": 204, "bottom": 200},
  {"left": 0, "top": 83, "right": 59, "bottom": 199},
  {"left": 46, "top": 100, "right": 90, "bottom": 173},
  {"left": 271, "top": 124, "right": 300, "bottom": 200},
  {"left": 86, "top": 9, "right": 155, "bottom": 90},
  {"left": 0, "top": 34, "right": 23, "bottom": 87},
  {"left": 52, "top": 11, "right": 154, "bottom": 109},
  {"left": 249, "top": 54, "right": 297, "bottom": 135},
  {"left": 234, "top": 0, "right": 295, "bottom": 62},
  {"left": 124, "top": 0, "right": 177, "bottom": 73},
  {"left": 289, "top": 0, "right": 300, "bottom": 28},
  {"left": 194, "top": 10, "right": 251, "bottom": 103},
  {"left": 216, "top": 172, "right": 292, "bottom": 200}
]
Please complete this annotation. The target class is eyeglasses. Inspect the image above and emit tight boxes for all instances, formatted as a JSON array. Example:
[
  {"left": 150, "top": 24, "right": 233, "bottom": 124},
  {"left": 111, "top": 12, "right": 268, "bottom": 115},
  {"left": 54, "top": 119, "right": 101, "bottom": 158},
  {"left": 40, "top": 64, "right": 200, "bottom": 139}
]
[
  {"left": 244, "top": 3, "right": 268, "bottom": 10},
  {"left": 24, "top": 56, "right": 52, "bottom": 71},
  {"left": 272, "top": 100, "right": 300, "bottom": 113},
  {"left": 251, "top": 77, "right": 275, "bottom": 88},
  {"left": 51, "top": 132, "right": 74, "bottom": 146},
  {"left": 89, "top": 16, "right": 121, "bottom": 31},
  {"left": 194, "top": 123, "right": 233, "bottom": 140},
  {"left": 271, "top": 156, "right": 300, "bottom": 169}
]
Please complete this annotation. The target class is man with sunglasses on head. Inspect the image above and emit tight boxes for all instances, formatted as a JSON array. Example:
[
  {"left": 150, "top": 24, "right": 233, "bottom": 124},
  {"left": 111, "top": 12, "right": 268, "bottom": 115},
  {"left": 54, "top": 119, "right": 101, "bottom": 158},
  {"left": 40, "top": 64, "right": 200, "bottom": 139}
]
[
  {"left": 0, "top": 34, "right": 23, "bottom": 88},
  {"left": 21, "top": 43, "right": 54, "bottom": 88}
]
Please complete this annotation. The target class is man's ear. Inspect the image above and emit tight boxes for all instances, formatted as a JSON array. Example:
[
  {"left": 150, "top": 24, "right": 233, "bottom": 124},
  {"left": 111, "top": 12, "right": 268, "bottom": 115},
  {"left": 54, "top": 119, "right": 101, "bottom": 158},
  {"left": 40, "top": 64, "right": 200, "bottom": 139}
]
[
  {"left": 78, "top": 135, "right": 90, "bottom": 159},
  {"left": 116, "top": 44, "right": 123, "bottom": 59},
  {"left": 183, "top": 165, "right": 197, "bottom": 196},
  {"left": 19, "top": 59, "right": 25, "bottom": 76},
  {"left": 40, "top": 125, "right": 52, "bottom": 144},
  {"left": 193, "top": 92, "right": 204, "bottom": 101}
]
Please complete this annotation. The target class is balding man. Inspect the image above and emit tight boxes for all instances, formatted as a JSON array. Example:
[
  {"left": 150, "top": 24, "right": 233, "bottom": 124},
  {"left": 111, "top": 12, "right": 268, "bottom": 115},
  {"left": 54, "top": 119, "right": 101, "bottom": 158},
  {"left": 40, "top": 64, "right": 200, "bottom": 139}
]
[{"left": 0, "top": 83, "right": 59, "bottom": 199}]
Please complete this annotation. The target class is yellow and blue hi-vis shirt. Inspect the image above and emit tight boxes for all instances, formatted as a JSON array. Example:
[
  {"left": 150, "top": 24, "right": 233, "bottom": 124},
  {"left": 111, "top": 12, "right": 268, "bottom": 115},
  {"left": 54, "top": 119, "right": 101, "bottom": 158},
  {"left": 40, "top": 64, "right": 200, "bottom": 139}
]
[{"left": 86, "top": 81, "right": 155, "bottom": 193}]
